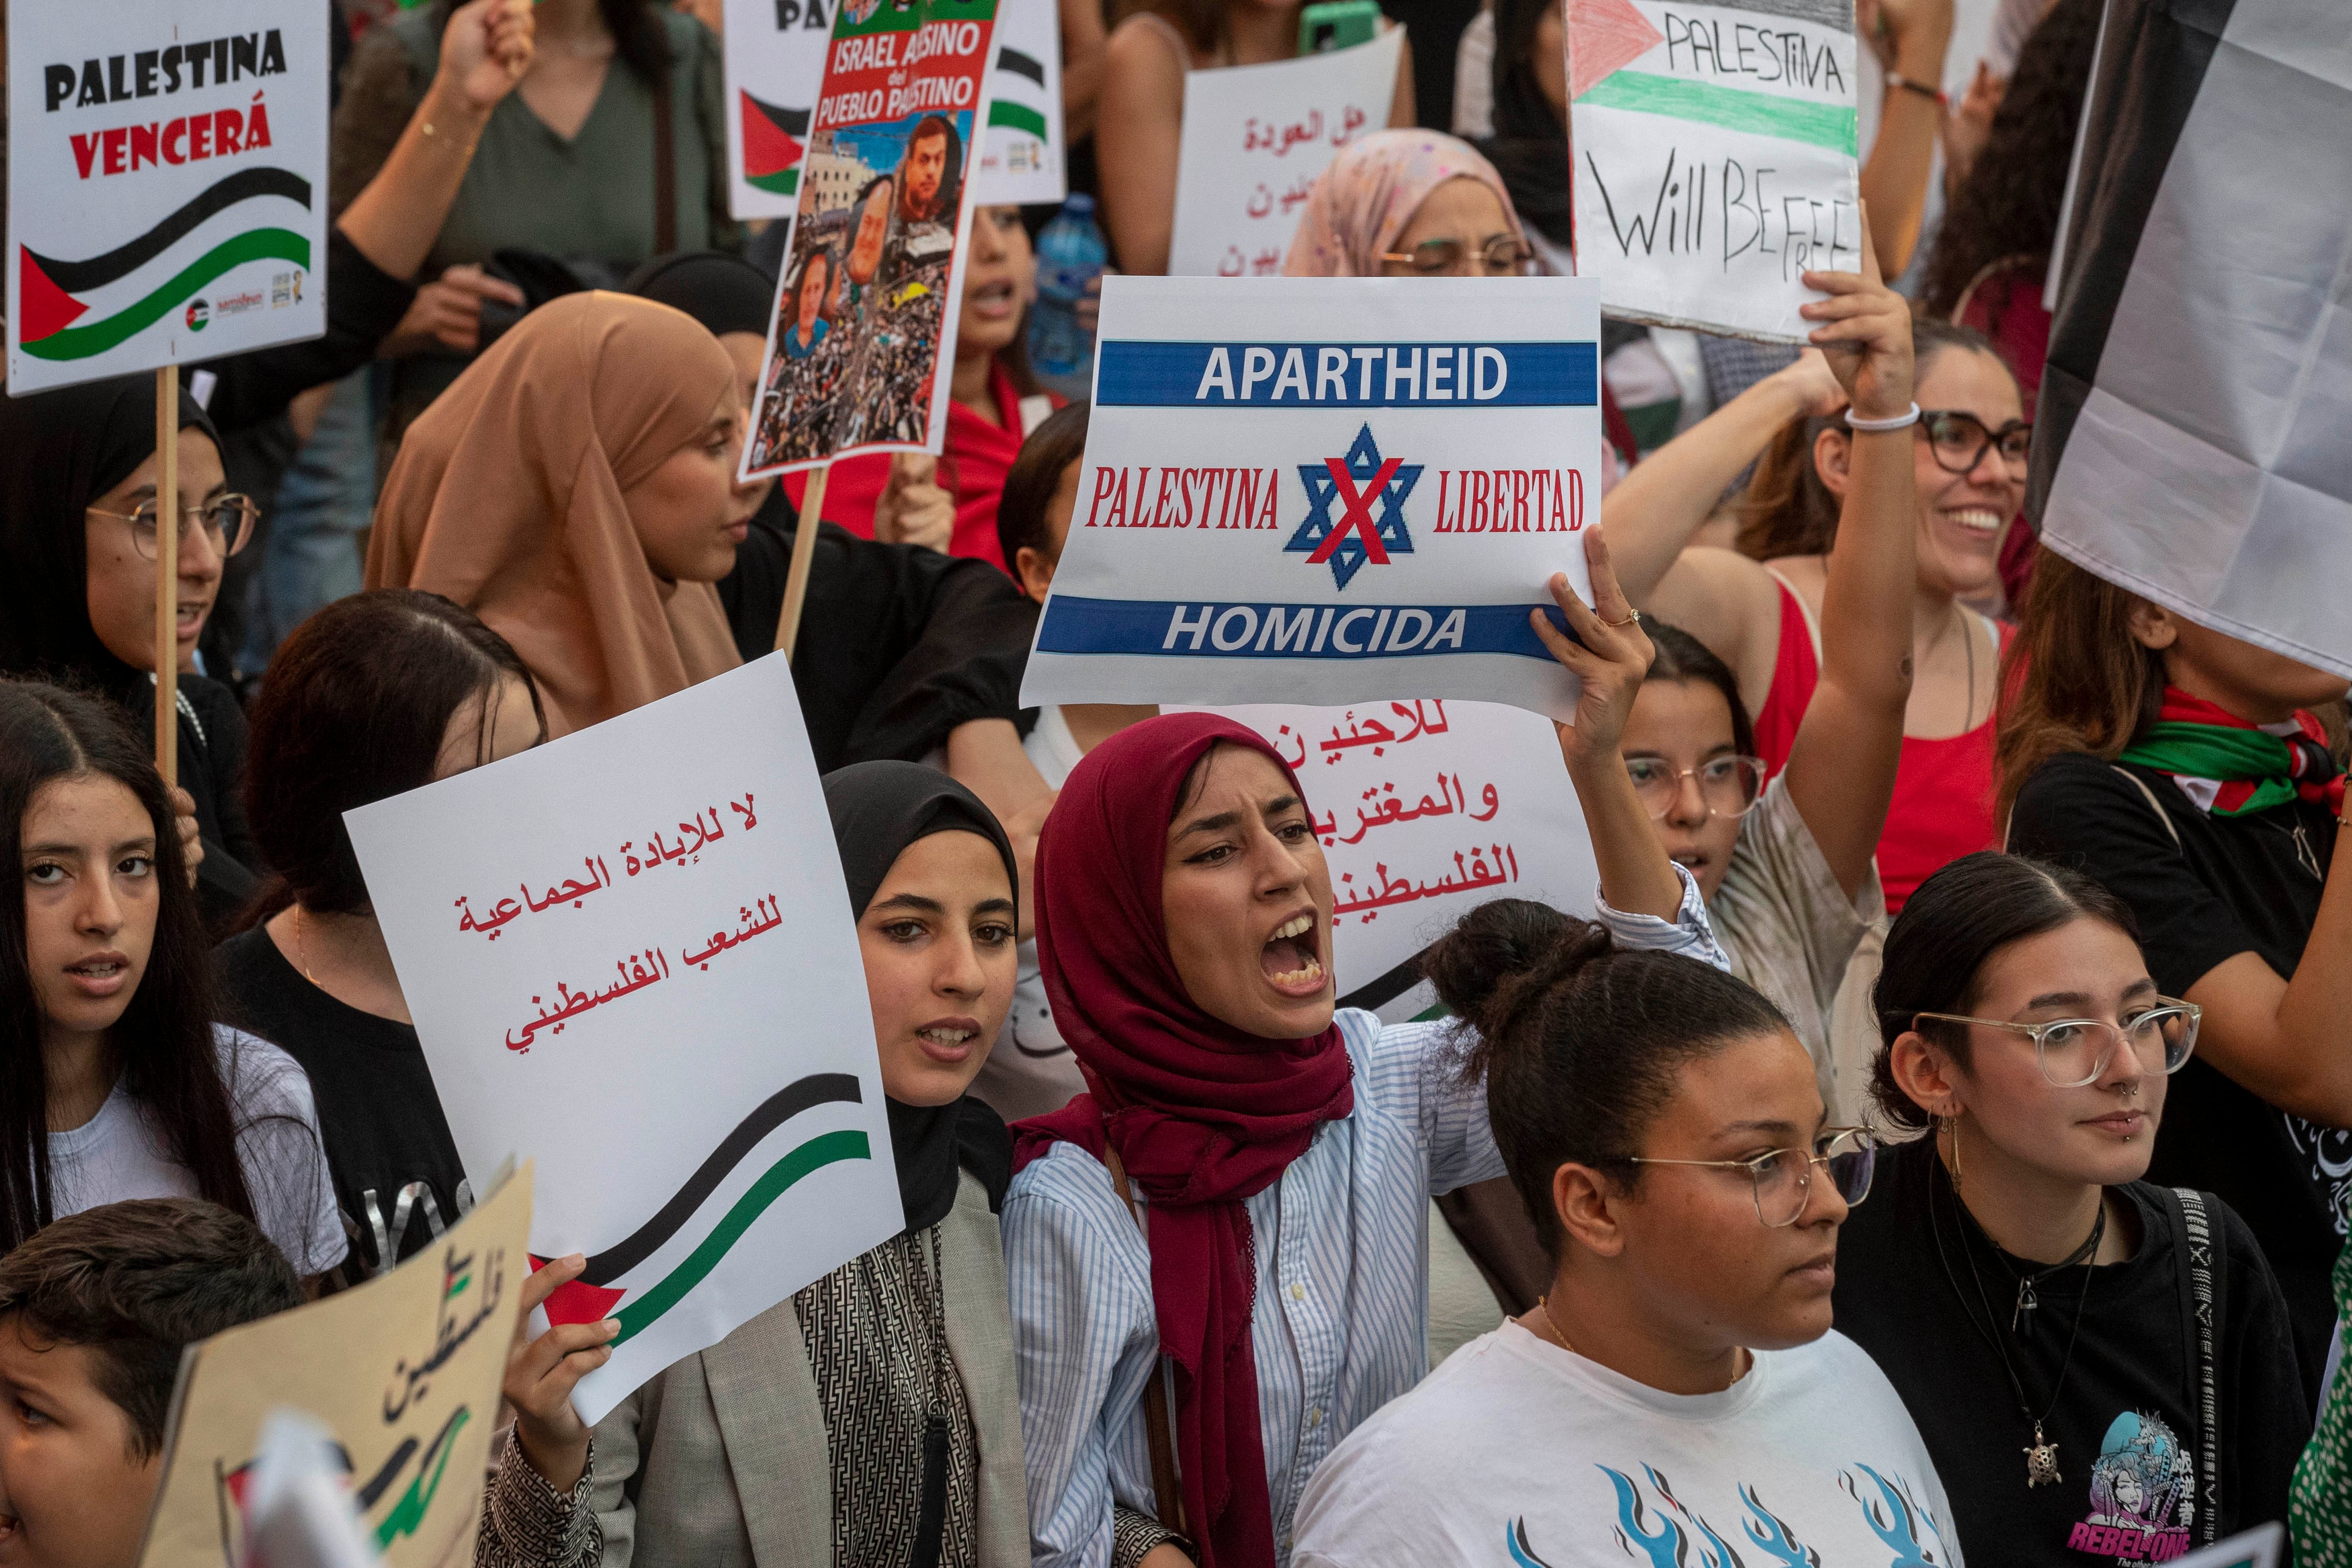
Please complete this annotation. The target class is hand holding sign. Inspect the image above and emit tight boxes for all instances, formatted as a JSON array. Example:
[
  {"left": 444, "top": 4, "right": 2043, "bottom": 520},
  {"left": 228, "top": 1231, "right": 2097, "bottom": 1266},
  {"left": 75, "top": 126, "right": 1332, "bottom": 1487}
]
[
  {"left": 503, "top": 1254, "right": 619, "bottom": 1494},
  {"left": 1795, "top": 204, "right": 1912, "bottom": 422}
]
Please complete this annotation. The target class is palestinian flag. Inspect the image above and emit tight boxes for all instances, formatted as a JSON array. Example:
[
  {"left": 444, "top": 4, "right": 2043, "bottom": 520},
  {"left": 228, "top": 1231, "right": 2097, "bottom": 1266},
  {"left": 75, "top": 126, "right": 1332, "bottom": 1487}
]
[
  {"left": 741, "top": 91, "right": 810, "bottom": 197},
  {"left": 988, "top": 45, "right": 1051, "bottom": 143},
  {"left": 16, "top": 168, "right": 311, "bottom": 363},
  {"left": 2029, "top": 0, "right": 2352, "bottom": 677}
]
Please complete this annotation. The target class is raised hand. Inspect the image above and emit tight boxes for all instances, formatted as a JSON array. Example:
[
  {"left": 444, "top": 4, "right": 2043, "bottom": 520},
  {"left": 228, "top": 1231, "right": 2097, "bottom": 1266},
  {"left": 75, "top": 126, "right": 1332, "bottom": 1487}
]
[
  {"left": 440, "top": 0, "right": 536, "bottom": 114},
  {"left": 505, "top": 1253, "right": 619, "bottom": 1493},
  {"left": 1532, "top": 526, "right": 1656, "bottom": 769},
  {"left": 1796, "top": 203, "right": 1915, "bottom": 424},
  {"left": 876, "top": 453, "right": 957, "bottom": 554}
]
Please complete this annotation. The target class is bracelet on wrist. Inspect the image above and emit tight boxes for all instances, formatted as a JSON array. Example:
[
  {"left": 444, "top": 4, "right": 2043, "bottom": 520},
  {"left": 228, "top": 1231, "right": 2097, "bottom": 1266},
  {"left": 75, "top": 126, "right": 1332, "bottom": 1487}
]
[
  {"left": 1884, "top": 71, "right": 1947, "bottom": 107},
  {"left": 1843, "top": 402, "right": 1922, "bottom": 433}
]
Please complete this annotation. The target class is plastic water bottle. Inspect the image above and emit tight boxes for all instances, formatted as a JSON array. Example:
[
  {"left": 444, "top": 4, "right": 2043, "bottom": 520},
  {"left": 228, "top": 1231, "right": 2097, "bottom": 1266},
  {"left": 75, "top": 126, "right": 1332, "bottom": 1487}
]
[{"left": 1029, "top": 195, "right": 1109, "bottom": 398}]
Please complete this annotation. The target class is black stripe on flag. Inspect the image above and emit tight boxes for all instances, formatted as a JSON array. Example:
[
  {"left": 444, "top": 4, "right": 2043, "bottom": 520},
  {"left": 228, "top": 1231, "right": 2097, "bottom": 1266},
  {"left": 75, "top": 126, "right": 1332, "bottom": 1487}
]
[
  {"left": 26, "top": 166, "right": 312, "bottom": 293},
  {"left": 2028, "top": 0, "right": 2234, "bottom": 527},
  {"left": 746, "top": 89, "right": 810, "bottom": 135},
  {"left": 996, "top": 46, "right": 1047, "bottom": 85}
]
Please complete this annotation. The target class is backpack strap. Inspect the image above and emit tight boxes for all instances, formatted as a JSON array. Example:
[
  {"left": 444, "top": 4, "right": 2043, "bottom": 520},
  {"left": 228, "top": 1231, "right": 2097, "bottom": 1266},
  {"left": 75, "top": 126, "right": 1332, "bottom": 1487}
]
[
  {"left": 1103, "top": 1146, "right": 1191, "bottom": 1541},
  {"left": 2113, "top": 765, "right": 2184, "bottom": 849},
  {"left": 2165, "top": 1186, "right": 2223, "bottom": 1544},
  {"left": 650, "top": 46, "right": 678, "bottom": 254}
]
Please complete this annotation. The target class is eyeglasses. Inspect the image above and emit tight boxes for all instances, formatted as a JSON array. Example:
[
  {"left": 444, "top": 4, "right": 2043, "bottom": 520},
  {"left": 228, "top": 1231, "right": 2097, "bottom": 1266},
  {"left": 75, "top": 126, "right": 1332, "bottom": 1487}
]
[
  {"left": 1625, "top": 1127, "right": 1878, "bottom": 1228},
  {"left": 1911, "top": 1000, "right": 2200, "bottom": 1088},
  {"left": 1377, "top": 236, "right": 1537, "bottom": 277},
  {"left": 1913, "top": 409, "right": 2033, "bottom": 478},
  {"left": 1623, "top": 755, "right": 1767, "bottom": 821},
  {"left": 87, "top": 495, "right": 259, "bottom": 561}
]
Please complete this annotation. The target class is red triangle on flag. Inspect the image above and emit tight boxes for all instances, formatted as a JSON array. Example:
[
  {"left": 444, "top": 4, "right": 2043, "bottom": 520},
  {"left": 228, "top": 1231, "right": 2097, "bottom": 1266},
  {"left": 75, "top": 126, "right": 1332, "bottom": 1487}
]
[
  {"left": 741, "top": 91, "right": 806, "bottom": 182},
  {"left": 17, "top": 248, "right": 88, "bottom": 343},
  {"left": 1568, "top": 0, "right": 1666, "bottom": 100},
  {"left": 527, "top": 1255, "right": 628, "bottom": 1326}
]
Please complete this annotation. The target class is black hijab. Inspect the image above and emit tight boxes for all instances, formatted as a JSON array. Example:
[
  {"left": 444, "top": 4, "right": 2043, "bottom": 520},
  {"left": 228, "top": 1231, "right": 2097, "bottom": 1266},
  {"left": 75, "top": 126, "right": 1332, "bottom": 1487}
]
[
  {"left": 625, "top": 251, "right": 778, "bottom": 341},
  {"left": 823, "top": 760, "right": 1019, "bottom": 1233},
  {"left": 0, "top": 374, "right": 222, "bottom": 703},
  {"left": 1482, "top": 0, "right": 1573, "bottom": 249}
]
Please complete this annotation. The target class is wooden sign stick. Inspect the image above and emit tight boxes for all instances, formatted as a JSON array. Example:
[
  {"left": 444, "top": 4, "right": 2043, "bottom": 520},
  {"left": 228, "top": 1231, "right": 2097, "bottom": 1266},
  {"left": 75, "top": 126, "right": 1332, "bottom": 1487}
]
[
  {"left": 153, "top": 367, "right": 181, "bottom": 785},
  {"left": 773, "top": 462, "right": 830, "bottom": 659}
]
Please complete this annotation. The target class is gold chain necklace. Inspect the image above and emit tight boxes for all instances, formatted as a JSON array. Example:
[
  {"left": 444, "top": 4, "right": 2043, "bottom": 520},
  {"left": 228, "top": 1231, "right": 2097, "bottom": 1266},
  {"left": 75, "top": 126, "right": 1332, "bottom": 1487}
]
[{"left": 293, "top": 905, "right": 319, "bottom": 985}]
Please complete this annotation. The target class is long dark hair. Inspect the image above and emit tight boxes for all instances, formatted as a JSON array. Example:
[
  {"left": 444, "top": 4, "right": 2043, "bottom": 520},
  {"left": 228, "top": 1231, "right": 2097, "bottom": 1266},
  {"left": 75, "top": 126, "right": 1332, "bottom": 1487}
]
[
  {"left": 1736, "top": 317, "right": 2007, "bottom": 560},
  {"left": 1481, "top": 0, "right": 1570, "bottom": 247},
  {"left": 1870, "top": 851, "right": 2138, "bottom": 1132},
  {"left": 0, "top": 681, "right": 255, "bottom": 1251},
  {"left": 997, "top": 401, "right": 1091, "bottom": 577},
  {"left": 1917, "top": 0, "right": 2103, "bottom": 321},
  {"left": 430, "top": 0, "right": 671, "bottom": 82},
  {"left": 1643, "top": 622, "right": 1758, "bottom": 760},
  {"left": 241, "top": 592, "right": 545, "bottom": 926},
  {"left": 1421, "top": 898, "right": 1790, "bottom": 1255}
]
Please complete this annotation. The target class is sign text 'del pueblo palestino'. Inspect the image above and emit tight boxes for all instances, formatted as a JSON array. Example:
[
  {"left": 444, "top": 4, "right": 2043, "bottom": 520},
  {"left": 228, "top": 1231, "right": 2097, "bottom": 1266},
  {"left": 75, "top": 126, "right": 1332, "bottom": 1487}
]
[
  {"left": 137, "top": 1165, "right": 533, "bottom": 1568},
  {"left": 1021, "top": 275, "right": 1606, "bottom": 724},
  {"left": 1568, "top": 0, "right": 1859, "bottom": 341},
  {"left": 344, "top": 655, "right": 905, "bottom": 1423}
]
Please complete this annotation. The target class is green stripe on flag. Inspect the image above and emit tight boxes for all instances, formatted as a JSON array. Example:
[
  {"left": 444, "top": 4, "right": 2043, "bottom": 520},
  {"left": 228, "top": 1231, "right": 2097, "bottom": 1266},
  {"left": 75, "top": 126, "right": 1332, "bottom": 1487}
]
[
  {"left": 988, "top": 100, "right": 1050, "bottom": 139},
  {"left": 748, "top": 167, "right": 800, "bottom": 196},
  {"left": 610, "top": 1129, "right": 871, "bottom": 1344},
  {"left": 23, "top": 227, "right": 311, "bottom": 360},
  {"left": 1576, "top": 72, "right": 1858, "bottom": 155}
]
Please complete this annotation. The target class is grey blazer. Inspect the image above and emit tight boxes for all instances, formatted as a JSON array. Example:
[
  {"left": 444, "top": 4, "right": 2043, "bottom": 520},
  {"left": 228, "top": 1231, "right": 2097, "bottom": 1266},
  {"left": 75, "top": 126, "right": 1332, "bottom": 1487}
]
[{"left": 589, "top": 1170, "right": 1028, "bottom": 1568}]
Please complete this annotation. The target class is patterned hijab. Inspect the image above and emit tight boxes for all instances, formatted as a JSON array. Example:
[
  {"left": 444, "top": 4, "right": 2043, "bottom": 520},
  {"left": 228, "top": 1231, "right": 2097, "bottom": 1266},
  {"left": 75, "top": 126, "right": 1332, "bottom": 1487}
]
[{"left": 1282, "top": 129, "right": 1526, "bottom": 277}]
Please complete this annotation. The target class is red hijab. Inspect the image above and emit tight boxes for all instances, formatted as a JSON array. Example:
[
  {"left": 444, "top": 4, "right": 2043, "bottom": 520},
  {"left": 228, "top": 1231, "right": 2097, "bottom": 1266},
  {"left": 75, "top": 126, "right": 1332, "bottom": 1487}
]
[{"left": 1013, "top": 713, "right": 1355, "bottom": 1568}]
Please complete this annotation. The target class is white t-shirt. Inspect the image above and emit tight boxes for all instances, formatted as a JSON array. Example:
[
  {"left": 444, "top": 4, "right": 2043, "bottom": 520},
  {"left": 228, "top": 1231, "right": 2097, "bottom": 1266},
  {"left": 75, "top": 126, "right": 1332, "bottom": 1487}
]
[
  {"left": 48, "top": 1026, "right": 347, "bottom": 1279},
  {"left": 1294, "top": 1321, "right": 1965, "bottom": 1568},
  {"left": 970, "top": 706, "right": 1092, "bottom": 1123}
]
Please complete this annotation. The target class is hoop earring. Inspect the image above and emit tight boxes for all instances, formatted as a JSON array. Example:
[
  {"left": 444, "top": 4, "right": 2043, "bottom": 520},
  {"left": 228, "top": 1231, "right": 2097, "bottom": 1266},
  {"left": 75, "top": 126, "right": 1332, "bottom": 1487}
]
[{"left": 1941, "top": 1114, "right": 1964, "bottom": 1194}]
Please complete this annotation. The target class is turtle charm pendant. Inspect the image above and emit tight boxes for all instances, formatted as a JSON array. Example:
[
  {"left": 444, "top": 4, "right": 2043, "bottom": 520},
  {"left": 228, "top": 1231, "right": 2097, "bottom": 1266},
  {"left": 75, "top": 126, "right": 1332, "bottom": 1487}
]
[{"left": 2025, "top": 1425, "right": 2063, "bottom": 1488}]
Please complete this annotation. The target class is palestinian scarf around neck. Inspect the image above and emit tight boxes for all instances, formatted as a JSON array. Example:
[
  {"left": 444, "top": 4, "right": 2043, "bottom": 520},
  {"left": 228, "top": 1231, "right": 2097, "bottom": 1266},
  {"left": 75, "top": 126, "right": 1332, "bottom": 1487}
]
[
  {"left": 2120, "top": 686, "right": 2346, "bottom": 817},
  {"left": 824, "top": 761, "right": 1019, "bottom": 1234},
  {"left": 1011, "top": 713, "right": 1355, "bottom": 1568}
]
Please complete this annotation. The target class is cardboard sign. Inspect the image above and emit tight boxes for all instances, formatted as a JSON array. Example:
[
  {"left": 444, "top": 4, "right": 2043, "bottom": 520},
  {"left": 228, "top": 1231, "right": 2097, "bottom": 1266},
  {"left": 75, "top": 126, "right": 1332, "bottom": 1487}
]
[
  {"left": 1568, "top": 0, "right": 1859, "bottom": 342},
  {"left": 343, "top": 655, "right": 903, "bottom": 1423},
  {"left": 1165, "top": 28, "right": 1401, "bottom": 279},
  {"left": 973, "top": 0, "right": 1065, "bottom": 205},
  {"left": 740, "top": 0, "right": 1000, "bottom": 476},
  {"left": 6, "top": 3, "right": 329, "bottom": 393},
  {"left": 1020, "top": 275, "right": 1604, "bottom": 723},
  {"left": 137, "top": 1165, "right": 531, "bottom": 1568},
  {"left": 1185, "top": 699, "right": 1600, "bottom": 1019}
]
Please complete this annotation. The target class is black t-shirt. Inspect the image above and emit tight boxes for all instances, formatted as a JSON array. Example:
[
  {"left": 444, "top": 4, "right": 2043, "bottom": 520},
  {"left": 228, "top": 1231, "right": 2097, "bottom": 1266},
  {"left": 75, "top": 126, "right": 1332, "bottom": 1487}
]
[
  {"left": 1835, "top": 1139, "right": 2307, "bottom": 1562},
  {"left": 213, "top": 927, "right": 470, "bottom": 1289},
  {"left": 2009, "top": 750, "right": 2344, "bottom": 1393}
]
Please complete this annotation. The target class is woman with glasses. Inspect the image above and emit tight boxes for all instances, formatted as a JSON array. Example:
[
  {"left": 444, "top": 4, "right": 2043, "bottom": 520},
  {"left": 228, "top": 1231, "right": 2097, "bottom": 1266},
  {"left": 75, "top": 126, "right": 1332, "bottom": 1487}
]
[
  {"left": 1281, "top": 131, "right": 1538, "bottom": 282},
  {"left": 1601, "top": 311, "right": 2030, "bottom": 916},
  {"left": 0, "top": 377, "right": 265, "bottom": 929},
  {"left": 1835, "top": 851, "right": 2307, "bottom": 1561},
  {"left": 1614, "top": 231, "right": 1917, "bottom": 1115},
  {"left": 2001, "top": 551, "right": 2352, "bottom": 1404},
  {"left": 1006, "top": 530, "right": 1725, "bottom": 1568},
  {"left": 1289, "top": 903, "right": 1944, "bottom": 1568}
]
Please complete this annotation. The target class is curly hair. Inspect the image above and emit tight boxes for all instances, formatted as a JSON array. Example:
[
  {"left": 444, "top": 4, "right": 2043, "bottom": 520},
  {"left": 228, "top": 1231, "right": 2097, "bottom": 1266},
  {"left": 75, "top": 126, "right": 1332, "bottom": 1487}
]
[{"left": 1917, "top": 0, "right": 2104, "bottom": 320}]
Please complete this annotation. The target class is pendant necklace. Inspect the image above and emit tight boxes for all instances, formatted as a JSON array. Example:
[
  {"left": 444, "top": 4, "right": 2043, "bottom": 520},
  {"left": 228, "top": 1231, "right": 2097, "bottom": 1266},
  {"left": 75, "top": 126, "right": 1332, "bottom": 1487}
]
[
  {"left": 1994, "top": 1214, "right": 2105, "bottom": 1332},
  {"left": 1930, "top": 1162, "right": 2101, "bottom": 1488}
]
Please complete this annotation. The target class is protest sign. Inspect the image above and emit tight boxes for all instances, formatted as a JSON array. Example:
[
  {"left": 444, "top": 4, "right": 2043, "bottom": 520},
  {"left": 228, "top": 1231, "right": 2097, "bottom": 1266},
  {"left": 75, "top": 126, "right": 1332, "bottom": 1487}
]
[
  {"left": 1165, "top": 27, "right": 1401, "bottom": 278},
  {"left": 6, "top": 3, "right": 330, "bottom": 392},
  {"left": 741, "top": 0, "right": 1001, "bottom": 477},
  {"left": 2169, "top": 1523, "right": 2283, "bottom": 1568},
  {"left": 1020, "top": 275, "right": 1604, "bottom": 724},
  {"left": 137, "top": 1164, "right": 531, "bottom": 1568},
  {"left": 1181, "top": 700, "right": 1599, "bottom": 1019},
  {"left": 973, "top": 0, "right": 1065, "bottom": 204},
  {"left": 723, "top": 0, "right": 831, "bottom": 219},
  {"left": 343, "top": 655, "right": 903, "bottom": 1422},
  {"left": 1568, "top": 0, "right": 1860, "bottom": 342}
]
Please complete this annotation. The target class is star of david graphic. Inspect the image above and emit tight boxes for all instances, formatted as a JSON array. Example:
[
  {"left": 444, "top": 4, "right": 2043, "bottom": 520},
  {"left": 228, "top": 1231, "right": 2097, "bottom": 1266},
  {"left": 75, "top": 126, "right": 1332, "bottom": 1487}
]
[{"left": 1286, "top": 425, "right": 1423, "bottom": 591}]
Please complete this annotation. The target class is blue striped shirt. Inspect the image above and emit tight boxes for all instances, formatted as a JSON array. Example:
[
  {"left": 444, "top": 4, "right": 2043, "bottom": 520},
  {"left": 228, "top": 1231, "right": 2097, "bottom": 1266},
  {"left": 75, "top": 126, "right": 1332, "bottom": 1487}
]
[{"left": 1004, "top": 867, "right": 1727, "bottom": 1568}]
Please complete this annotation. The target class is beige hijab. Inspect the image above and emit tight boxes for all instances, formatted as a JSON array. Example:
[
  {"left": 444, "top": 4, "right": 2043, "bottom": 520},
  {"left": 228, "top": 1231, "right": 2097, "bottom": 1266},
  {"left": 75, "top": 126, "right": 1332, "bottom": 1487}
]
[{"left": 366, "top": 291, "right": 742, "bottom": 736}]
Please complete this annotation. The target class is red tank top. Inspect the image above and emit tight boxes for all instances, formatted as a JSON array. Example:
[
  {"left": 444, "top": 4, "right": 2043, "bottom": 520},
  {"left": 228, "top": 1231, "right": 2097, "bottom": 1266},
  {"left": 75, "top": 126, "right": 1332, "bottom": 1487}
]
[{"left": 1751, "top": 576, "right": 2003, "bottom": 915}]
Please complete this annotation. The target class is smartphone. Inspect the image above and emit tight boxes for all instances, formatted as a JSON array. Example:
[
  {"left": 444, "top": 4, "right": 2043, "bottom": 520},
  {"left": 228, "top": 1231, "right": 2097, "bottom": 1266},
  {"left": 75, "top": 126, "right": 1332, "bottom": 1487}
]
[{"left": 1299, "top": 0, "right": 1381, "bottom": 54}]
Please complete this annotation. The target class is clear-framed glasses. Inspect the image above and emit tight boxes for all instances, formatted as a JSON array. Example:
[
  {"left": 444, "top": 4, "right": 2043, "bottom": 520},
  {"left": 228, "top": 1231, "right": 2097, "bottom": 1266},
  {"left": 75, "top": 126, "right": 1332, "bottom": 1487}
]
[
  {"left": 1911, "top": 999, "right": 2201, "bottom": 1089},
  {"left": 1377, "top": 235, "right": 1537, "bottom": 277},
  {"left": 86, "top": 494, "right": 259, "bottom": 561},
  {"left": 1916, "top": 409, "right": 2033, "bottom": 478},
  {"left": 1623, "top": 755, "right": 1767, "bottom": 821},
  {"left": 1625, "top": 1127, "right": 1878, "bottom": 1228}
]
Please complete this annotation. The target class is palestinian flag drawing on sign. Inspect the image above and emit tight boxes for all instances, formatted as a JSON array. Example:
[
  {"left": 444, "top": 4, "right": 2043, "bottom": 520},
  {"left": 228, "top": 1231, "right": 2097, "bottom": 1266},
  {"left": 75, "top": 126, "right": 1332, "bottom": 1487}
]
[
  {"left": 740, "top": 90, "right": 811, "bottom": 196},
  {"left": 2030, "top": 0, "right": 2352, "bottom": 678},
  {"left": 528, "top": 1073, "right": 871, "bottom": 1337},
  {"left": 16, "top": 168, "right": 312, "bottom": 363}
]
